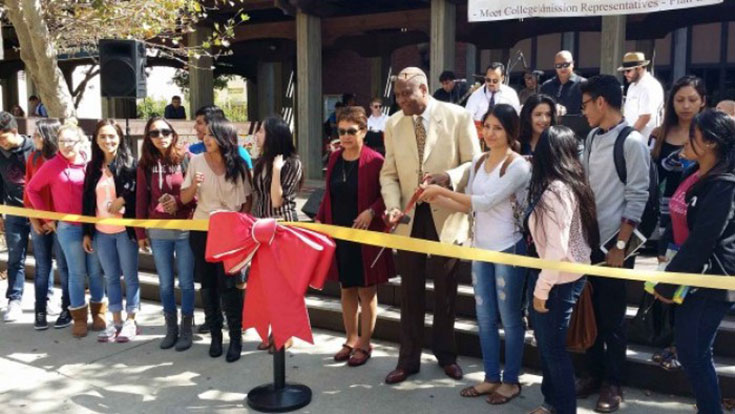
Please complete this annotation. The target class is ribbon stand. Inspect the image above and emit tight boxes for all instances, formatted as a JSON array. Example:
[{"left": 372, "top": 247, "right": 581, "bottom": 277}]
[{"left": 247, "top": 347, "right": 311, "bottom": 412}]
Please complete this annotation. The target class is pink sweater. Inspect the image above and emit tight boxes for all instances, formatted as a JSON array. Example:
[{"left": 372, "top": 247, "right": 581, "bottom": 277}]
[
  {"left": 27, "top": 153, "right": 87, "bottom": 222},
  {"left": 529, "top": 181, "right": 592, "bottom": 300}
]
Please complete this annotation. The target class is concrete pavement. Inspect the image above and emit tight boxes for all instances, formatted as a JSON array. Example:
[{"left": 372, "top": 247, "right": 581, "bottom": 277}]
[{"left": 0, "top": 281, "right": 699, "bottom": 414}]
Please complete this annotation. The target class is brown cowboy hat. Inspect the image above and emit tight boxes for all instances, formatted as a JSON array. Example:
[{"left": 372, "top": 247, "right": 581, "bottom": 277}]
[{"left": 617, "top": 52, "right": 650, "bottom": 71}]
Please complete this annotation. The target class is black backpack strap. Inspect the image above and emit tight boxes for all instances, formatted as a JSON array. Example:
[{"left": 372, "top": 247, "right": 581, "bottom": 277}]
[{"left": 613, "top": 126, "right": 635, "bottom": 185}]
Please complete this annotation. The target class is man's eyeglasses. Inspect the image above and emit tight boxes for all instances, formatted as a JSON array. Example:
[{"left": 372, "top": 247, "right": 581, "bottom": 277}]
[
  {"left": 371, "top": 105, "right": 381, "bottom": 109},
  {"left": 580, "top": 98, "right": 594, "bottom": 111},
  {"left": 554, "top": 62, "right": 573, "bottom": 69},
  {"left": 338, "top": 128, "right": 360, "bottom": 136},
  {"left": 485, "top": 78, "right": 501, "bottom": 84},
  {"left": 149, "top": 129, "right": 173, "bottom": 138}
]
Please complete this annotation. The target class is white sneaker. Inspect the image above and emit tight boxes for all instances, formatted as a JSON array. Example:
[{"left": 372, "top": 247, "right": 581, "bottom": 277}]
[
  {"left": 97, "top": 324, "right": 120, "bottom": 343},
  {"left": 116, "top": 320, "right": 139, "bottom": 343},
  {"left": 47, "top": 299, "right": 61, "bottom": 316},
  {"left": 3, "top": 300, "right": 22, "bottom": 322}
]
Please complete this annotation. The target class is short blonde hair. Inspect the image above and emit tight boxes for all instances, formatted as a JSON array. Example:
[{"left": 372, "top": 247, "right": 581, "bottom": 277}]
[{"left": 58, "top": 118, "right": 86, "bottom": 141}]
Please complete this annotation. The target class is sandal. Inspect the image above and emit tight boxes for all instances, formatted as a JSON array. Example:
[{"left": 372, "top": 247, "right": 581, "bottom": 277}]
[
  {"left": 660, "top": 350, "right": 681, "bottom": 371},
  {"left": 333, "top": 344, "right": 354, "bottom": 361},
  {"left": 652, "top": 346, "right": 675, "bottom": 364},
  {"left": 487, "top": 383, "right": 522, "bottom": 405},
  {"left": 460, "top": 382, "right": 500, "bottom": 398},
  {"left": 347, "top": 346, "right": 372, "bottom": 367}
]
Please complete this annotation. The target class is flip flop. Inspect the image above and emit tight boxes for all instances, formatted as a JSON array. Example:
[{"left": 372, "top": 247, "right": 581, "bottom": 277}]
[
  {"left": 460, "top": 382, "right": 500, "bottom": 398},
  {"left": 487, "top": 383, "right": 522, "bottom": 405}
]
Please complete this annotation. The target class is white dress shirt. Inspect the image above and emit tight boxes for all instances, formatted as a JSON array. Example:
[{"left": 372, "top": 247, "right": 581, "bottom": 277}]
[
  {"left": 465, "top": 84, "right": 521, "bottom": 121},
  {"left": 624, "top": 71, "right": 664, "bottom": 140},
  {"left": 367, "top": 113, "right": 388, "bottom": 132}
]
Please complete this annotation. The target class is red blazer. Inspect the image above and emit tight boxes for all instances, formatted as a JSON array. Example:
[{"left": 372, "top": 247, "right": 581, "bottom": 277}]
[{"left": 316, "top": 146, "right": 395, "bottom": 285}]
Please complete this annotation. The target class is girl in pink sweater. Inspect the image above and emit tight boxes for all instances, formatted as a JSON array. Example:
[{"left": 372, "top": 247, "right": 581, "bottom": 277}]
[
  {"left": 525, "top": 126, "right": 599, "bottom": 414},
  {"left": 26, "top": 121, "right": 105, "bottom": 338}
]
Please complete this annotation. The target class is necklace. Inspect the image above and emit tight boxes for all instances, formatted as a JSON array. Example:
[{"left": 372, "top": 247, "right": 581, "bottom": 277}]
[{"left": 341, "top": 158, "right": 356, "bottom": 183}]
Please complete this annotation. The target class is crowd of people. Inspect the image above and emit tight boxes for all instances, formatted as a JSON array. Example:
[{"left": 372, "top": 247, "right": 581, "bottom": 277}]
[{"left": 2, "top": 54, "right": 735, "bottom": 414}]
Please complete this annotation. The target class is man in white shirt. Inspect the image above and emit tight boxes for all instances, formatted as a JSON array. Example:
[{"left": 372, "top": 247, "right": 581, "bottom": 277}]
[
  {"left": 465, "top": 62, "right": 520, "bottom": 121},
  {"left": 620, "top": 52, "right": 664, "bottom": 142},
  {"left": 367, "top": 97, "right": 388, "bottom": 132}
]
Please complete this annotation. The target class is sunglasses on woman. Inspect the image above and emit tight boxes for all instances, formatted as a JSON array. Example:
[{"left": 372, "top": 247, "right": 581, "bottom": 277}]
[
  {"left": 149, "top": 129, "right": 173, "bottom": 138},
  {"left": 338, "top": 128, "right": 360, "bottom": 136}
]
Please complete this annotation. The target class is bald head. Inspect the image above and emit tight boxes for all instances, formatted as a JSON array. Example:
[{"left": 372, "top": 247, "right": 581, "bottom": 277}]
[
  {"left": 394, "top": 67, "right": 429, "bottom": 116},
  {"left": 554, "top": 50, "right": 575, "bottom": 83},
  {"left": 716, "top": 100, "right": 735, "bottom": 118}
]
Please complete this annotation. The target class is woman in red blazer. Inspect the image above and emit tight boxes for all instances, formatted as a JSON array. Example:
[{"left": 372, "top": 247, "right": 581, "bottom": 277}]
[{"left": 316, "top": 106, "right": 396, "bottom": 367}]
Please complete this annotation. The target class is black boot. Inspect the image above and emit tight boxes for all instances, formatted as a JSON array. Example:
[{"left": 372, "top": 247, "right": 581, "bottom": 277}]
[
  {"left": 223, "top": 289, "right": 243, "bottom": 362},
  {"left": 200, "top": 288, "right": 223, "bottom": 358},
  {"left": 160, "top": 312, "right": 178, "bottom": 349}
]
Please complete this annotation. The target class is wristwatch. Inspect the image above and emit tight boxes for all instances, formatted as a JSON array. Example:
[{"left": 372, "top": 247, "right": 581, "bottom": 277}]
[{"left": 615, "top": 240, "right": 627, "bottom": 250}]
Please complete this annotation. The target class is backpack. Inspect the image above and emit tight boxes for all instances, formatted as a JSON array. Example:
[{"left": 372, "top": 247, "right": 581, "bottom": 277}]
[{"left": 609, "top": 126, "right": 660, "bottom": 239}]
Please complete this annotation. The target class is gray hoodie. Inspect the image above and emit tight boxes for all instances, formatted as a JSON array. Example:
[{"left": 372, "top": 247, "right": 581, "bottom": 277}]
[{"left": 583, "top": 121, "right": 650, "bottom": 243}]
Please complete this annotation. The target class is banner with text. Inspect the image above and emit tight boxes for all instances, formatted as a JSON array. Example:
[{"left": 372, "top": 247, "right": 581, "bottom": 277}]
[{"left": 468, "top": 0, "right": 722, "bottom": 22}]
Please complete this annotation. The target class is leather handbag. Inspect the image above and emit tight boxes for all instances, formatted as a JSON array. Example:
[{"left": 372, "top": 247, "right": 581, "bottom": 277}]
[{"left": 566, "top": 281, "right": 598, "bottom": 352}]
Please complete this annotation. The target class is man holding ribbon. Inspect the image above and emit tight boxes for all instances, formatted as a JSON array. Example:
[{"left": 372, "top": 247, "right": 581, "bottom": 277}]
[{"left": 380, "top": 67, "right": 480, "bottom": 384}]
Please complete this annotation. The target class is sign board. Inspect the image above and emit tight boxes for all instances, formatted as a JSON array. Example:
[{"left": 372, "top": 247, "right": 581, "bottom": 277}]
[{"left": 468, "top": 0, "right": 723, "bottom": 22}]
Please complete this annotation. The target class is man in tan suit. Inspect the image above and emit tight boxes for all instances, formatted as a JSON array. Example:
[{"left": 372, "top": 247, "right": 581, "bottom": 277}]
[{"left": 381, "top": 67, "right": 481, "bottom": 384}]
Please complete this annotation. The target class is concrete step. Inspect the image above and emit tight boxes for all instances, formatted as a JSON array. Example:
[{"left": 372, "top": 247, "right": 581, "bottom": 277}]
[{"left": 5, "top": 251, "right": 735, "bottom": 397}]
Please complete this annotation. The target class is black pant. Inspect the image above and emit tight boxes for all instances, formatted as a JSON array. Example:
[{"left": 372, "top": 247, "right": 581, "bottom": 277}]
[
  {"left": 189, "top": 230, "right": 241, "bottom": 334},
  {"left": 396, "top": 203, "right": 460, "bottom": 371},
  {"left": 584, "top": 250, "right": 635, "bottom": 385}
]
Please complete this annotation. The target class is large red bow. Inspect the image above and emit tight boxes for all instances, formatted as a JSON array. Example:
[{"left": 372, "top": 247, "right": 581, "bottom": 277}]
[{"left": 205, "top": 212, "right": 335, "bottom": 349}]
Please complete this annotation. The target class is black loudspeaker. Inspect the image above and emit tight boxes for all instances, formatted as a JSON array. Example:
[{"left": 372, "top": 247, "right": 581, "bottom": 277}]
[
  {"left": 99, "top": 39, "right": 147, "bottom": 99},
  {"left": 301, "top": 188, "right": 325, "bottom": 219}
]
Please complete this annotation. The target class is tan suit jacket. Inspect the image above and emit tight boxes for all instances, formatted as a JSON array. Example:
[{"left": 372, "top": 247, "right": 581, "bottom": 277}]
[{"left": 380, "top": 98, "right": 481, "bottom": 244}]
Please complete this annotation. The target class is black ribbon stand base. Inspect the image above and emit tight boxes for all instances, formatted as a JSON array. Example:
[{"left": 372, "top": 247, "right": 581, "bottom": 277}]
[{"left": 246, "top": 345, "right": 312, "bottom": 412}]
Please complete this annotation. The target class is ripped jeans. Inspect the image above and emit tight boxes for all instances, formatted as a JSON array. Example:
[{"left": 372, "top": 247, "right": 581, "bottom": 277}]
[{"left": 471, "top": 239, "right": 527, "bottom": 384}]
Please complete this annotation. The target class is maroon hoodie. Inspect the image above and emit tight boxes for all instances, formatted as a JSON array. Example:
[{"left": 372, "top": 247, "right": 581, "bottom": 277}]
[{"left": 135, "top": 160, "right": 195, "bottom": 240}]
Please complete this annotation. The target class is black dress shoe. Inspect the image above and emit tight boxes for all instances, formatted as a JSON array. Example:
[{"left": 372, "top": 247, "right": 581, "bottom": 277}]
[
  {"left": 595, "top": 384, "right": 623, "bottom": 413},
  {"left": 575, "top": 377, "right": 602, "bottom": 398}
]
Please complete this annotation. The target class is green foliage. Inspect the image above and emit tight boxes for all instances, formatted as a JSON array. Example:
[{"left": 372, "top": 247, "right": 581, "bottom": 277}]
[
  {"left": 136, "top": 97, "right": 169, "bottom": 119},
  {"left": 219, "top": 102, "right": 248, "bottom": 122}
]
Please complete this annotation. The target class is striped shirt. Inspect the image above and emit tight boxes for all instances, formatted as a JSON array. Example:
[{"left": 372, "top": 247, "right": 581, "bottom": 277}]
[{"left": 252, "top": 156, "right": 302, "bottom": 221}]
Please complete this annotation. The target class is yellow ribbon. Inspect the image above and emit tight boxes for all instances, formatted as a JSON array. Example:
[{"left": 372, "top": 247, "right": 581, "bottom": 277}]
[{"left": 3, "top": 205, "right": 735, "bottom": 291}]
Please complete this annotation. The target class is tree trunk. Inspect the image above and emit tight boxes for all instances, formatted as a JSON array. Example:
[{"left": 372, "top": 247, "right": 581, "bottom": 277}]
[{"left": 5, "top": 0, "right": 75, "bottom": 118}]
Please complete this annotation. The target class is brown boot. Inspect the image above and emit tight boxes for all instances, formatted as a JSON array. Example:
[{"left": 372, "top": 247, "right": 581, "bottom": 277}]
[
  {"left": 69, "top": 305, "right": 89, "bottom": 338},
  {"left": 89, "top": 301, "right": 107, "bottom": 331}
]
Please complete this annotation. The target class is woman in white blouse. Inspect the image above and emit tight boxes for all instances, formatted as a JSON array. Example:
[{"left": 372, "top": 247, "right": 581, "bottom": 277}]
[
  {"left": 420, "top": 104, "right": 530, "bottom": 405},
  {"left": 181, "top": 117, "right": 252, "bottom": 363}
]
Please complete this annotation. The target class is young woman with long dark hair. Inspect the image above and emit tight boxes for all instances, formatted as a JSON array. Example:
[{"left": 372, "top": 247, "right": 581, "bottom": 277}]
[
  {"left": 518, "top": 94, "right": 558, "bottom": 156},
  {"left": 27, "top": 120, "right": 105, "bottom": 337},
  {"left": 653, "top": 110, "right": 735, "bottom": 414},
  {"left": 181, "top": 117, "right": 252, "bottom": 362},
  {"left": 136, "top": 117, "right": 196, "bottom": 351},
  {"left": 420, "top": 104, "right": 530, "bottom": 405},
  {"left": 525, "top": 125, "right": 599, "bottom": 414},
  {"left": 82, "top": 119, "right": 139, "bottom": 343},
  {"left": 23, "top": 118, "right": 71, "bottom": 330},
  {"left": 251, "top": 115, "right": 303, "bottom": 351}
]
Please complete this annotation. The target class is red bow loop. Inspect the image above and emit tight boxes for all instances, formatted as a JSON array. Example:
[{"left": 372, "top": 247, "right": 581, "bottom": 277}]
[{"left": 206, "top": 212, "right": 335, "bottom": 349}]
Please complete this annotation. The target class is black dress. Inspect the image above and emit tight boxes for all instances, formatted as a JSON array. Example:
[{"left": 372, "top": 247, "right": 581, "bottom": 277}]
[{"left": 330, "top": 157, "right": 365, "bottom": 288}]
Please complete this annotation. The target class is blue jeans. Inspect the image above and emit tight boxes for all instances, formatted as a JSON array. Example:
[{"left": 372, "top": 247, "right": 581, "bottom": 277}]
[
  {"left": 471, "top": 239, "right": 527, "bottom": 384},
  {"left": 529, "top": 271, "right": 586, "bottom": 414},
  {"left": 4, "top": 215, "right": 30, "bottom": 302},
  {"left": 94, "top": 231, "right": 140, "bottom": 314},
  {"left": 55, "top": 222, "right": 104, "bottom": 308},
  {"left": 30, "top": 228, "right": 70, "bottom": 312},
  {"left": 150, "top": 233, "right": 195, "bottom": 316},
  {"left": 675, "top": 295, "right": 733, "bottom": 414}
]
